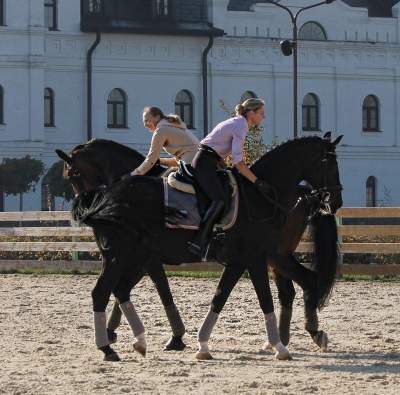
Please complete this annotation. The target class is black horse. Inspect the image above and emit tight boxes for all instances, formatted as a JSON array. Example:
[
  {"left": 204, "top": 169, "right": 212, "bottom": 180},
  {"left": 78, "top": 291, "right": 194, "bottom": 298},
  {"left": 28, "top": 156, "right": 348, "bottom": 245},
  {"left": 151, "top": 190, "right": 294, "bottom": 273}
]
[{"left": 56, "top": 136, "right": 342, "bottom": 361}]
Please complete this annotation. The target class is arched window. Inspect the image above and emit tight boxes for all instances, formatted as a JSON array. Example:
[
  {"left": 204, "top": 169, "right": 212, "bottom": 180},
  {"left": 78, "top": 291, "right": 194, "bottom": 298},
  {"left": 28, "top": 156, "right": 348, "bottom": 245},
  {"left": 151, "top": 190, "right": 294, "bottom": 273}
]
[
  {"left": 175, "top": 90, "right": 194, "bottom": 129},
  {"left": 0, "top": 85, "right": 4, "bottom": 124},
  {"left": 107, "top": 88, "right": 127, "bottom": 128},
  {"left": 302, "top": 93, "right": 320, "bottom": 131},
  {"left": 299, "top": 22, "right": 327, "bottom": 41},
  {"left": 0, "top": 0, "right": 4, "bottom": 26},
  {"left": 44, "top": 0, "right": 57, "bottom": 31},
  {"left": 240, "top": 91, "right": 257, "bottom": 103},
  {"left": 366, "top": 176, "right": 377, "bottom": 207},
  {"left": 41, "top": 183, "right": 55, "bottom": 211},
  {"left": 363, "top": 95, "right": 379, "bottom": 132},
  {"left": 44, "top": 88, "right": 55, "bottom": 127}
]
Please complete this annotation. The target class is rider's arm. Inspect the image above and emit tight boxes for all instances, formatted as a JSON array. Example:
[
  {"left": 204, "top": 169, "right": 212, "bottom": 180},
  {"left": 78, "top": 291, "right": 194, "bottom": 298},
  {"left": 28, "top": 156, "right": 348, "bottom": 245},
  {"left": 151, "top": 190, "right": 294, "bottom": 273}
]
[
  {"left": 234, "top": 161, "right": 258, "bottom": 183},
  {"left": 131, "top": 131, "right": 167, "bottom": 176},
  {"left": 231, "top": 119, "right": 258, "bottom": 184},
  {"left": 159, "top": 157, "right": 179, "bottom": 167}
]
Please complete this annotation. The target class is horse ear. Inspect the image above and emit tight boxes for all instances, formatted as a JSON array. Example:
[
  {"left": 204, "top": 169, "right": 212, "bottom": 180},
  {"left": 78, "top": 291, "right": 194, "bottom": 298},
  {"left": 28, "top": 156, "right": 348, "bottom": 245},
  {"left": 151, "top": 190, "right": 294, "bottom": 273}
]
[
  {"left": 55, "top": 149, "right": 73, "bottom": 166},
  {"left": 332, "top": 135, "right": 343, "bottom": 146},
  {"left": 323, "top": 131, "right": 332, "bottom": 141}
]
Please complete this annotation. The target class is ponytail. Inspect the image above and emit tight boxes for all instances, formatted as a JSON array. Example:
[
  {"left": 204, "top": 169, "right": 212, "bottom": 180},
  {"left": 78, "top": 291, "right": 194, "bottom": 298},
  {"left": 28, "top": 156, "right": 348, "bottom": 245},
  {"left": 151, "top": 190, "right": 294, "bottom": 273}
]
[
  {"left": 143, "top": 106, "right": 182, "bottom": 125},
  {"left": 235, "top": 98, "right": 265, "bottom": 118}
]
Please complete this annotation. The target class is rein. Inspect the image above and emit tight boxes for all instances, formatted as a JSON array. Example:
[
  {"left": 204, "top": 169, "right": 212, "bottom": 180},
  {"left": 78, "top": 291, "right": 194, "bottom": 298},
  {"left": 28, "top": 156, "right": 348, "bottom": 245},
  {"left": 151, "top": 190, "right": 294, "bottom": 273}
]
[{"left": 245, "top": 148, "right": 342, "bottom": 224}]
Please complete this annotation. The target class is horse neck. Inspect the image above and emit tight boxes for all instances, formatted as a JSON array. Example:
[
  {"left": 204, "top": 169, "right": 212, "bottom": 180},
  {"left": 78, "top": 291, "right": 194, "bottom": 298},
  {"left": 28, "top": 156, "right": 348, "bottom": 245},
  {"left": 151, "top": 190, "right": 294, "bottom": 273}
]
[{"left": 251, "top": 142, "right": 316, "bottom": 207}]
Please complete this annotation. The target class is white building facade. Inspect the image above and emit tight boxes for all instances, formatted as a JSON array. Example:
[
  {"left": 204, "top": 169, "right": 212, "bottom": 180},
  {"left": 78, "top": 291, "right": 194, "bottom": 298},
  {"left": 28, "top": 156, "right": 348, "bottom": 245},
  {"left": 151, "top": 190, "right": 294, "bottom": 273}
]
[{"left": 0, "top": 0, "right": 400, "bottom": 210}]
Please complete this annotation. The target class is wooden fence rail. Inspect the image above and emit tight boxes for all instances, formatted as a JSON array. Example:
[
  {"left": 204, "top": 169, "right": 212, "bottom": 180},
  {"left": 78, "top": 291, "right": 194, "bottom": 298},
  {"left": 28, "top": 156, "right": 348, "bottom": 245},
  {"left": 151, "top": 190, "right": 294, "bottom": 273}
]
[{"left": 0, "top": 208, "right": 399, "bottom": 274}]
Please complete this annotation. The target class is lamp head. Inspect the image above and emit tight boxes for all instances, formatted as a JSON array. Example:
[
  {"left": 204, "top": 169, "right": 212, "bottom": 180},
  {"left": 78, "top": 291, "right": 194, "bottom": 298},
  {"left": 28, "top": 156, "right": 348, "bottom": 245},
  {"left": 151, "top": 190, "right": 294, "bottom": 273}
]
[{"left": 280, "top": 40, "right": 293, "bottom": 56}]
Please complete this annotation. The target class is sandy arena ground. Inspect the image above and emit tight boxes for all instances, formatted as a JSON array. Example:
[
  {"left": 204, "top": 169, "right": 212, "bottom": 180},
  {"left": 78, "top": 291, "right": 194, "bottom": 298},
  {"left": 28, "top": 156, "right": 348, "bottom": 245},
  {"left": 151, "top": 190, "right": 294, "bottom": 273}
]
[{"left": 0, "top": 274, "right": 399, "bottom": 394}]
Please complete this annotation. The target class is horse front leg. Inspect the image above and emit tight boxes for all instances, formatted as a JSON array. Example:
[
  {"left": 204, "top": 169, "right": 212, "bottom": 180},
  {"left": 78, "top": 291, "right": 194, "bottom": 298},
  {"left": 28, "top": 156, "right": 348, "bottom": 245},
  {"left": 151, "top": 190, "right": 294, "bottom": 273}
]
[
  {"left": 146, "top": 260, "right": 186, "bottom": 351},
  {"left": 106, "top": 266, "right": 146, "bottom": 344},
  {"left": 92, "top": 259, "right": 123, "bottom": 362},
  {"left": 196, "top": 263, "right": 245, "bottom": 360},
  {"left": 270, "top": 267, "right": 296, "bottom": 346},
  {"left": 247, "top": 261, "right": 292, "bottom": 360},
  {"left": 113, "top": 278, "right": 147, "bottom": 358},
  {"left": 304, "top": 293, "right": 328, "bottom": 351}
]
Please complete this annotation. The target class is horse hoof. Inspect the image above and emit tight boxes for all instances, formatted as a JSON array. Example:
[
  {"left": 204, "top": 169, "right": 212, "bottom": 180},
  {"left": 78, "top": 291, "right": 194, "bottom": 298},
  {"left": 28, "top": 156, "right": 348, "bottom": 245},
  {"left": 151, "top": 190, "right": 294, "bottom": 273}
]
[
  {"left": 133, "top": 342, "right": 147, "bottom": 357},
  {"left": 196, "top": 351, "right": 213, "bottom": 361},
  {"left": 103, "top": 352, "right": 120, "bottom": 362},
  {"left": 273, "top": 343, "right": 293, "bottom": 361},
  {"left": 164, "top": 336, "right": 186, "bottom": 351},
  {"left": 314, "top": 331, "right": 328, "bottom": 352},
  {"left": 262, "top": 341, "right": 272, "bottom": 351},
  {"left": 107, "top": 329, "right": 117, "bottom": 344}
]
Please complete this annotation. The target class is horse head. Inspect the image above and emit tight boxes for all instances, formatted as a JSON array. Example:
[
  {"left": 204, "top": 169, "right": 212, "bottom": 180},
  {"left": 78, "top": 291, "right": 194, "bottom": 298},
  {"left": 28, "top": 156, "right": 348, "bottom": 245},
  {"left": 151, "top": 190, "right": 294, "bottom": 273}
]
[
  {"left": 56, "top": 139, "right": 166, "bottom": 195},
  {"left": 252, "top": 135, "right": 343, "bottom": 215}
]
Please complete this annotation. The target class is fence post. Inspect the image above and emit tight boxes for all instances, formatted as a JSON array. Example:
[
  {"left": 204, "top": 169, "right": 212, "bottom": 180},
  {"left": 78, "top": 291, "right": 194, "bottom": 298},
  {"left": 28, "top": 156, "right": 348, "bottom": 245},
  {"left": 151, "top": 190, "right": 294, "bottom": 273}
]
[
  {"left": 336, "top": 215, "right": 343, "bottom": 266},
  {"left": 71, "top": 219, "right": 79, "bottom": 261}
]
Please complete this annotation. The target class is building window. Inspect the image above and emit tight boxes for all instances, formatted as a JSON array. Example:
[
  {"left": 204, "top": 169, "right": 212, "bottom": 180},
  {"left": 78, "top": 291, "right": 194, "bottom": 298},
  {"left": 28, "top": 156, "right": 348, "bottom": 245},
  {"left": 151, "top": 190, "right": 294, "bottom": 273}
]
[
  {"left": 366, "top": 176, "right": 377, "bottom": 207},
  {"left": 0, "top": 0, "right": 4, "bottom": 26},
  {"left": 302, "top": 93, "right": 320, "bottom": 131},
  {"left": 240, "top": 91, "right": 257, "bottom": 103},
  {"left": 363, "top": 95, "right": 379, "bottom": 132},
  {"left": 299, "top": 22, "right": 327, "bottom": 41},
  {"left": 107, "top": 88, "right": 127, "bottom": 128},
  {"left": 41, "top": 183, "right": 55, "bottom": 211},
  {"left": 44, "top": 0, "right": 57, "bottom": 31},
  {"left": 175, "top": 90, "right": 194, "bottom": 129},
  {"left": 0, "top": 85, "right": 3, "bottom": 124},
  {"left": 152, "top": 0, "right": 170, "bottom": 17},
  {"left": 44, "top": 88, "right": 55, "bottom": 127}
]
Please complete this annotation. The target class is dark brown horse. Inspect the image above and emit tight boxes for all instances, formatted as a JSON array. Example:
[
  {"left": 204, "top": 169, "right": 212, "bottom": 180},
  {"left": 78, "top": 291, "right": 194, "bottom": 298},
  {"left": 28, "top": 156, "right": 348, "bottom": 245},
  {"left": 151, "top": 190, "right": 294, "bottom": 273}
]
[{"left": 56, "top": 136, "right": 342, "bottom": 361}]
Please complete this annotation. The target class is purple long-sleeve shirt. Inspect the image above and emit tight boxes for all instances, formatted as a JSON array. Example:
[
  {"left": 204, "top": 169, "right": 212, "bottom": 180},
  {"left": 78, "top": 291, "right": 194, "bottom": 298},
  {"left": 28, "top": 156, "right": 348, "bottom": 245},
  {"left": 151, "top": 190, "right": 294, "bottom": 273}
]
[{"left": 200, "top": 116, "right": 248, "bottom": 164}]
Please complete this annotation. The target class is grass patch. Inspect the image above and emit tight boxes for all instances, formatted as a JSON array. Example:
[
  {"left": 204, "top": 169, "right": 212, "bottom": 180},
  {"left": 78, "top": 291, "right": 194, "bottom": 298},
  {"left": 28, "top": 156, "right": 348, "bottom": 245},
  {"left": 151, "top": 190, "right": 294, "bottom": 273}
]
[{"left": 337, "top": 274, "right": 400, "bottom": 282}]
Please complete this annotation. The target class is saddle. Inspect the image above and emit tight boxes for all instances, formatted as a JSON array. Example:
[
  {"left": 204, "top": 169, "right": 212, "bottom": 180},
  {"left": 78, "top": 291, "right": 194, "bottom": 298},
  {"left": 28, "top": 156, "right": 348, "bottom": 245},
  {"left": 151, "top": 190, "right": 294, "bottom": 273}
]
[{"left": 163, "top": 161, "right": 239, "bottom": 231}]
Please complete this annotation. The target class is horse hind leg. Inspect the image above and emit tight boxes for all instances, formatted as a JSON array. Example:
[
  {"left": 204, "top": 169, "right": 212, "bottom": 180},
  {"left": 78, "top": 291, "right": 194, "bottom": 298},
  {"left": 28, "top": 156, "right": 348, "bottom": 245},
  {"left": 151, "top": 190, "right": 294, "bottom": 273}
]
[{"left": 146, "top": 260, "right": 186, "bottom": 351}]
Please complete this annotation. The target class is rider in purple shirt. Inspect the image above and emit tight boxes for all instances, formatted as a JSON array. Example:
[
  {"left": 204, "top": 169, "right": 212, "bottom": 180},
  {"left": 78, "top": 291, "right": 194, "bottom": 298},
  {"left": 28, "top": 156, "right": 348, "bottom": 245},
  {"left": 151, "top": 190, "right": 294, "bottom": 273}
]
[{"left": 188, "top": 98, "right": 270, "bottom": 257}]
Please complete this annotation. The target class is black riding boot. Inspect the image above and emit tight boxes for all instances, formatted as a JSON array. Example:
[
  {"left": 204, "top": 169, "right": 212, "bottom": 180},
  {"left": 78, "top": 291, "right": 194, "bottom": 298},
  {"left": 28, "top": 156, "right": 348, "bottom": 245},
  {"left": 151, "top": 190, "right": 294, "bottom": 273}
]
[{"left": 187, "top": 201, "right": 225, "bottom": 258}]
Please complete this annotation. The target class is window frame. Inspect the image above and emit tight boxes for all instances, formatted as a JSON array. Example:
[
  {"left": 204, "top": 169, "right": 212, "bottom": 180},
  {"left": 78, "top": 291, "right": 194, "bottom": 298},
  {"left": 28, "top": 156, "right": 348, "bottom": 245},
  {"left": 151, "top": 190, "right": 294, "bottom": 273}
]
[
  {"left": 362, "top": 95, "right": 380, "bottom": 132},
  {"left": 107, "top": 88, "right": 127, "bottom": 129},
  {"left": 0, "top": 0, "right": 4, "bottom": 26},
  {"left": 44, "top": 88, "right": 55, "bottom": 127},
  {"left": 0, "top": 85, "right": 4, "bottom": 124},
  {"left": 44, "top": 0, "right": 58, "bottom": 31},
  {"left": 175, "top": 89, "right": 194, "bottom": 129},
  {"left": 298, "top": 21, "right": 327, "bottom": 41},
  {"left": 302, "top": 93, "right": 320, "bottom": 132},
  {"left": 366, "top": 176, "right": 377, "bottom": 207}
]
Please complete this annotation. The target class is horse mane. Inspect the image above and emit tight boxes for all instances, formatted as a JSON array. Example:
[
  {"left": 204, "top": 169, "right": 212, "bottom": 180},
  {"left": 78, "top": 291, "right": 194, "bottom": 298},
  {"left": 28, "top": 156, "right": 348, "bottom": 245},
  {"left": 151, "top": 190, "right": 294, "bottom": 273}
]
[
  {"left": 75, "top": 139, "right": 145, "bottom": 160},
  {"left": 251, "top": 136, "right": 326, "bottom": 170}
]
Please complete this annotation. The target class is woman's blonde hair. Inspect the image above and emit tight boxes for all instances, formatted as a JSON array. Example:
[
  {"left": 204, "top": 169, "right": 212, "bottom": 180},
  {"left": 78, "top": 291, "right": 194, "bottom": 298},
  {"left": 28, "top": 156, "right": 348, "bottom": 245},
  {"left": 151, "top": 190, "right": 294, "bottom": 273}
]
[
  {"left": 143, "top": 106, "right": 182, "bottom": 124},
  {"left": 235, "top": 98, "right": 265, "bottom": 118}
]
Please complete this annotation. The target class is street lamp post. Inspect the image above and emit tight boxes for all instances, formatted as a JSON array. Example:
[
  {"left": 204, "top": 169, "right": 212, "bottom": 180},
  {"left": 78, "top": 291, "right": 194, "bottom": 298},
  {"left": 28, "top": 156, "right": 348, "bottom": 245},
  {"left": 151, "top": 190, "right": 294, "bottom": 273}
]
[{"left": 266, "top": 1, "right": 336, "bottom": 138}]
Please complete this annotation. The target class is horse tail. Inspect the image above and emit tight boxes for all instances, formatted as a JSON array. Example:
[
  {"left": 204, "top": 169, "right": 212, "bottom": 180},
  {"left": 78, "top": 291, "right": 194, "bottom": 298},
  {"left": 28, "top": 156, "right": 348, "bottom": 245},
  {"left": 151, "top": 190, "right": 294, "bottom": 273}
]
[{"left": 310, "top": 214, "right": 339, "bottom": 310}]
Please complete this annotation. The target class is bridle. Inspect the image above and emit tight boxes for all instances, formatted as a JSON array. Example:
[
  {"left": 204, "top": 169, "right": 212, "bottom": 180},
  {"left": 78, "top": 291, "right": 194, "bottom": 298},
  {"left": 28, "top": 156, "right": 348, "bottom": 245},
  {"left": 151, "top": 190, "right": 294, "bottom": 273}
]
[{"left": 300, "top": 149, "right": 343, "bottom": 219}]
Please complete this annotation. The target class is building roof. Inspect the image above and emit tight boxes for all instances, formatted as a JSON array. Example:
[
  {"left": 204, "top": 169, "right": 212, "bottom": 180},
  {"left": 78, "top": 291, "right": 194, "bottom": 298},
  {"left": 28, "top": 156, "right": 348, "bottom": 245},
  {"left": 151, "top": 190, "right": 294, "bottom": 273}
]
[{"left": 227, "top": 1, "right": 400, "bottom": 18}]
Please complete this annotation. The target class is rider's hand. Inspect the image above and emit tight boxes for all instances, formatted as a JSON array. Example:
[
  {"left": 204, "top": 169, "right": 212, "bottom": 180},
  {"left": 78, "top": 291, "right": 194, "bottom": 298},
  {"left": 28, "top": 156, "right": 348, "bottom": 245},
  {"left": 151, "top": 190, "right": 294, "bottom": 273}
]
[{"left": 255, "top": 179, "right": 272, "bottom": 200}]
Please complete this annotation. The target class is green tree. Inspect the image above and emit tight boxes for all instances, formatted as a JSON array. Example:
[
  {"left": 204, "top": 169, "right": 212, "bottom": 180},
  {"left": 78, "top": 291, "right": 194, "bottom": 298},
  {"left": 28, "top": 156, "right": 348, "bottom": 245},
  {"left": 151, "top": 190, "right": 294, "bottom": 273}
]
[
  {"left": 42, "top": 160, "right": 74, "bottom": 203},
  {"left": 0, "top": 156, "right": 45, "bottom": 211}
]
